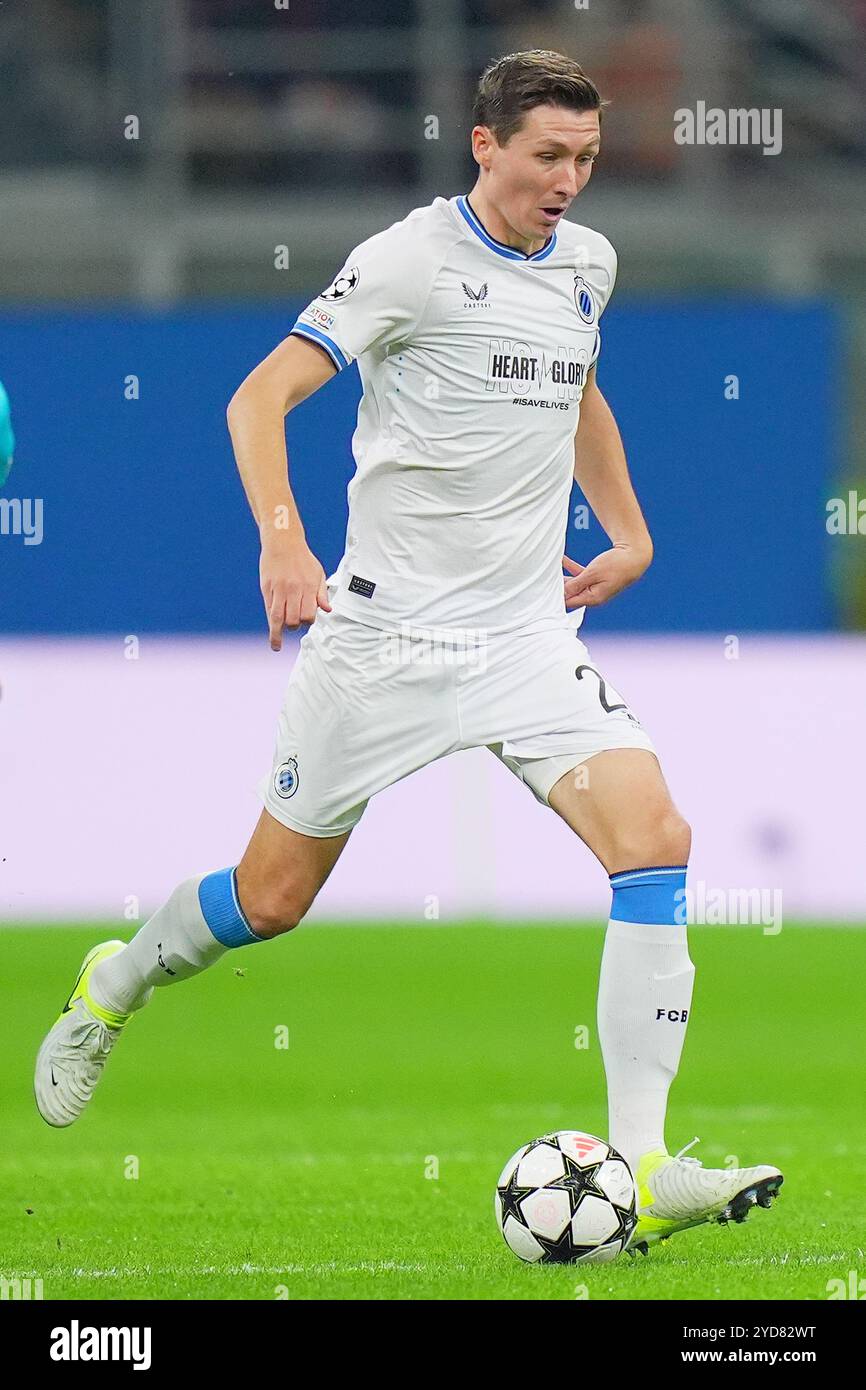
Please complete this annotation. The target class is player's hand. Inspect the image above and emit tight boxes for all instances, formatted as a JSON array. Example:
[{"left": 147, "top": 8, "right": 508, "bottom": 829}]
[
  {"left": 562, "top": 543, "right": 652, "bottom": 609},
  {"left": 259, "top": 535, "right": 332, "bottom": 650}
]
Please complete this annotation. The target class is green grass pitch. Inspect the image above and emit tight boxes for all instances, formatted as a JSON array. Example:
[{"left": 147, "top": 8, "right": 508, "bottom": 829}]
[{"left": 1, "top": 922, "right": 863, "bottom": 1301}]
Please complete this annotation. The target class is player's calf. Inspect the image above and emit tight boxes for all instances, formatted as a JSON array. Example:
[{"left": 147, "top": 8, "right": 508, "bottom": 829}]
[{"left": 234, "top": 810, "right": 352, "bottom": 938}]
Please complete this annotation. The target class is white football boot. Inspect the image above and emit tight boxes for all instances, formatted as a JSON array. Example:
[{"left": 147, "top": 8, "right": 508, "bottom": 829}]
[
  {"left": 628, "top": 1137, "right": 784, "bottom": 1254},
  {"left": 34, "top": 940, "right": 148, "bottom": 1127}
]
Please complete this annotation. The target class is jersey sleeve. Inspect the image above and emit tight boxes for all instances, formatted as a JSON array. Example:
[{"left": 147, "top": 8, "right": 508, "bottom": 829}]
[
  {"left": 290, "top": 222, "right": 430, "bottom": 372},
  {"left": 588, "top": 238, "right": 617, "bottom": 369}
]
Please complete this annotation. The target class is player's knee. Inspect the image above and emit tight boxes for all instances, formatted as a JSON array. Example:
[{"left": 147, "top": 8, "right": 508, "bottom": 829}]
[
  {"left": 237, "top": 878, "right": 309, "bottom": 939},
  {"left": 652, "top": 808, "right": 691, "bottom": 866},
  {"left": 612, "top": 808, "right": 691, "bottom": 872},
  {"left": 254, "top": 906, "right": 304, "bottom": 939},
  {"left": 669, "top": 810, "right": 691, "bottom": 865}
]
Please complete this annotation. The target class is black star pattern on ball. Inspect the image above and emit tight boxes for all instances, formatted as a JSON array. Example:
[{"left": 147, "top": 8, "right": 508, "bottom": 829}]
[
  {"left": 497, "top": 1136, "right": 562, "bottom": 1229},
  {"left": 547, "top": 1153, "right": 599, "bottom": 1209},
  {"left": 558, "top": 1150, "right": 630, "bottom": 1203},
  {"left": 498, "top": 1142, "right": 637, "bottom": 1264},
  {"left": 536, "top": 1225, "right": 589, "bottom": 1264},
  {"left": 497, "top": 1165, "right": 535, "bottom": 1228},
  {"left": 551, "top": 1156, "right": 636, "bottom": 1257}
]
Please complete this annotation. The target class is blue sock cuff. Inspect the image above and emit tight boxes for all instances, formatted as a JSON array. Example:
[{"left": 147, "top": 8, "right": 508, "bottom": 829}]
[
  {"left": 609, "top": 865, "right": 688, "bottom": 925},
  {"left": 198, "top": 867, "right": 263, "bottom": 947}
]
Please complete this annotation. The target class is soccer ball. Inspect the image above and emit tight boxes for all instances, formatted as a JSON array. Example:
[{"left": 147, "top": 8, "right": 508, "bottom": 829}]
[{"left": 495, "top": 1130, "right": 638, "bottom": 1264}]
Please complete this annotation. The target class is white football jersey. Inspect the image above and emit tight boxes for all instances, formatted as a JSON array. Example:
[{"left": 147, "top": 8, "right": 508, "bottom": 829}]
[{"left": 291, "top": 193, "right": 617, "bottom": 637}]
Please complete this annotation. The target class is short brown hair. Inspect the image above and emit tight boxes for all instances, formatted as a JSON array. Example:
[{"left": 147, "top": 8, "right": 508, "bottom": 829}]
[{"left": 473, "top": 49, "right": 605, "bottom": 145}]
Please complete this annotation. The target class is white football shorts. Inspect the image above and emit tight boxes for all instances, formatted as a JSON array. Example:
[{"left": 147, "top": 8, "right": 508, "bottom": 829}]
[{"left": 257, "top": 610, "right": 657, "bottom": 837}]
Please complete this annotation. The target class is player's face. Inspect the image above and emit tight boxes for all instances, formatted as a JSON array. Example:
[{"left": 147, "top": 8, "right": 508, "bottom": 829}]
[{"left": 475, "top": 105, "right": 601, "bottom": 248}]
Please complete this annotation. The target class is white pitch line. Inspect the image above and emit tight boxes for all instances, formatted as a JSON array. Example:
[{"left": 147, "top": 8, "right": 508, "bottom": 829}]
[{"left": 57, "top": 1261, "right": 439, "bottom": 1279}]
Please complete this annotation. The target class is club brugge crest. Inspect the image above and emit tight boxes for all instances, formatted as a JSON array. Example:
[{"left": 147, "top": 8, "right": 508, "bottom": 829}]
[
  {"left": 274, "top": 757, "right": 299, "bottom": 799},
  {"left": 573, "top": 275, "right": 596, "bottom": 325},
  {"left": 320, "top": 266, "right": 359, "bottom": 302}
]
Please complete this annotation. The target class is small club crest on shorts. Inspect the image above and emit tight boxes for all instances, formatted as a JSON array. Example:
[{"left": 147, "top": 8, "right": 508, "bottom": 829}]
[{"left": 274, "top": 757, "right": 300, "bottom": 799}]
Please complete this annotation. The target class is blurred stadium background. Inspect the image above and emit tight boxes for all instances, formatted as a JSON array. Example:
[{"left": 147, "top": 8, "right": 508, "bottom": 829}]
[{"left": 2, "top": 0, "right": 865, "bottom": 922}]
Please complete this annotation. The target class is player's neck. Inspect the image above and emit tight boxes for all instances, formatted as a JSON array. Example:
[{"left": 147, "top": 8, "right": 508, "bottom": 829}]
[{"left": 465, "top": 184, "right": 548, "bottom": 258}]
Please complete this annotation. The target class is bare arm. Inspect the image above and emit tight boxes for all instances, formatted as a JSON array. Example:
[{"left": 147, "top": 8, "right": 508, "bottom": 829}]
[
  {"left": 563, "top": 367, "right": 653, "bottom": 609},
  {"left": 227, "top": 335, "right": 337, "bottom": 649}
]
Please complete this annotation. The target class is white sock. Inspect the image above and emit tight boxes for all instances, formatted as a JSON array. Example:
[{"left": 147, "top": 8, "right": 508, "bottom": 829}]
[
  {"left": 89, "top": 874, "right": 229, "bottom": 1014},
  {"left": 597, "top": 916, "right": 695, "bottom": 1175}
]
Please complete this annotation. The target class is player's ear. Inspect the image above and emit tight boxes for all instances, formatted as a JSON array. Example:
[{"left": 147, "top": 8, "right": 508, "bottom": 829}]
[{"left": 471, "top": 124, "right": 495, "bottom": 168}]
